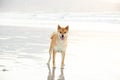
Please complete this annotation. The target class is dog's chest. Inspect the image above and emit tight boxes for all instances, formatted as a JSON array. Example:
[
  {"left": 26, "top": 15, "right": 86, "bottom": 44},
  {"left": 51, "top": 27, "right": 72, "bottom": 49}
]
[{"left": 54, "top": 40, "right": 66, "bottom": 53}]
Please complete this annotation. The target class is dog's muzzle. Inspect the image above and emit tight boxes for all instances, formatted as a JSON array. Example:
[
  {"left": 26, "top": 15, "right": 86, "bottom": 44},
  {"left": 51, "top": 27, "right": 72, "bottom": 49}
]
[{"left": 60, "top": 35, "right": 65, "bottom": 40}]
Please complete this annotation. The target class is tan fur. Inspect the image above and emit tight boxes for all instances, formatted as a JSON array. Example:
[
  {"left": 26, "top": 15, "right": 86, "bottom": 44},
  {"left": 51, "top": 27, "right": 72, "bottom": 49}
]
[{"left": 47, "top": 25, "right": 69, "bottom": 68}]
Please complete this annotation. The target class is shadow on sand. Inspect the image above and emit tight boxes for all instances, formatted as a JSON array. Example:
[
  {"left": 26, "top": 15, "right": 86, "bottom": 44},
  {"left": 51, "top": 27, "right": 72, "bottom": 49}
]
[{"left": 47, "top": 64, "right": 65, "bottom": 80}]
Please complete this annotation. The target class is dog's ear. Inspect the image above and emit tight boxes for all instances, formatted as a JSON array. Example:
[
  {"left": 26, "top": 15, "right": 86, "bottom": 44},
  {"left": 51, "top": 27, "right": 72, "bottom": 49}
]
[
  {"left": 58, "top": 24, "right": 61, "bottom": 30},
  {"left": 65, "top": 25, "right": 69, "bottom": 30}
]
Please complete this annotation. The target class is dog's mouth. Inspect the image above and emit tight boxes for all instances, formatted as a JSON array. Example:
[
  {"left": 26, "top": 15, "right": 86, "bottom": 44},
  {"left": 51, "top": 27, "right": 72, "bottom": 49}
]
[{"left": 60, "top": 35, "right": 65, "bottom": 40}]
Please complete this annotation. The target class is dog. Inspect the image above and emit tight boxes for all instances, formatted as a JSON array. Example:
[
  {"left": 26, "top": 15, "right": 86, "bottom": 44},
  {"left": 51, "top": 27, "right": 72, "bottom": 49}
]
[{"left": 47, "top": 25, "right": 69, "bottom": 68}]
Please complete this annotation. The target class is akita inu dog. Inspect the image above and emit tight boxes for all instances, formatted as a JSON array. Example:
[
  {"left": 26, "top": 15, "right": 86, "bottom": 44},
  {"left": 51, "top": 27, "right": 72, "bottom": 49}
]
[{"left": 47, "top": 25, "right": 69, "bottom": 68}]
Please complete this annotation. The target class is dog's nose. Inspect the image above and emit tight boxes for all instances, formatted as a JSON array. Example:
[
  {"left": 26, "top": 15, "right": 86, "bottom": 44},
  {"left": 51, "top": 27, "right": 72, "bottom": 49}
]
[{"left": 62, "top": 35, "right": 64, "bottom": 37}]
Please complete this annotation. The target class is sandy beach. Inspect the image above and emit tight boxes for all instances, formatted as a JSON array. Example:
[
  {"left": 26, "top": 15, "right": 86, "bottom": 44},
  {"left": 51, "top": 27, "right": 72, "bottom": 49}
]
[{"left": 0, "top": 13, "right": 120, "bottom": 80}]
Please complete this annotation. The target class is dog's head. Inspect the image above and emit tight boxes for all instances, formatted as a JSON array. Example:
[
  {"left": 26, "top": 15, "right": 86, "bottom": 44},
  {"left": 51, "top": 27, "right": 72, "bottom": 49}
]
[{"left": 57, "top": 25, "right": 69, "bottom": 40}]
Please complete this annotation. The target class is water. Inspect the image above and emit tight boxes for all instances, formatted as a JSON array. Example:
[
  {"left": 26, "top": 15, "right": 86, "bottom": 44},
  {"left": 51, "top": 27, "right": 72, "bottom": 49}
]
[{"left": 0, "top": 13, "right": 120, "bottom": 80}]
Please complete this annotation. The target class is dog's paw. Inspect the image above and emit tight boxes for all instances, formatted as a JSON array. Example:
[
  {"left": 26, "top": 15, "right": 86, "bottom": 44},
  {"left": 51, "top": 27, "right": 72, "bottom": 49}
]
[
  {"left": 53, "top": 66, "right": 56, "bottom": 68},
  {"left": 61, "top": 67, "right": 64, "bottom": 69},
  {"left": 61, "top": 65, "right": 64, "bottom": 69}
]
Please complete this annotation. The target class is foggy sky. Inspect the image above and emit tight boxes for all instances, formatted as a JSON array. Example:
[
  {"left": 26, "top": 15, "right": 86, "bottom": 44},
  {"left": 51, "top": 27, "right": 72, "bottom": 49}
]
[{"left": 0, "top": 0, "right": 120, "bottom": 12}]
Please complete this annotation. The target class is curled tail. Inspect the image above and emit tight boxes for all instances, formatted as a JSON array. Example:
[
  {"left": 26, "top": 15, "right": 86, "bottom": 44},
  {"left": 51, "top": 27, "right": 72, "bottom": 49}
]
[{"left": 50, "top": 32, "right": 56, "bottom": 39}]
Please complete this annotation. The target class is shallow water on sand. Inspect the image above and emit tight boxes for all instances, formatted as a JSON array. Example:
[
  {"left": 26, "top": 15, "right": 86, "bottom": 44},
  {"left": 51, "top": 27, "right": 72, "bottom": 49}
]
[{"left": 0, "top": 26, "right": 120, "bottom": 80}]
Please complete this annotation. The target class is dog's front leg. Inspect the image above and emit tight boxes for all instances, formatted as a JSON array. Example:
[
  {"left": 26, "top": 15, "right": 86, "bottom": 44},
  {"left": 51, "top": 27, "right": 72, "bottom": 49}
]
[
  {"left": 53, "top": 50, "right": 56, "bottom": 68},
  {"left": 61, "top": 52, "right": 65, "bottom": 69}
]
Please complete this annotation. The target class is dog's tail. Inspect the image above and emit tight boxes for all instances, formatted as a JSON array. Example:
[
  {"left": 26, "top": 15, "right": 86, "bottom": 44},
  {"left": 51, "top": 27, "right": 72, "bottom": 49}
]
[{"left": 50, "top": 32, "right": 56, "bottom": 39}]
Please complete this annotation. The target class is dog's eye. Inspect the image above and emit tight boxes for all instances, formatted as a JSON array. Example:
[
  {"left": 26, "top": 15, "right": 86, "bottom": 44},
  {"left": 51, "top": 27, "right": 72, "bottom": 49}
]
[
  {"left": 60, "top": 32, "right": 62, "bottom": 33},
  {"left": 64, "top": 32, "right": 66, "bottom": 34}
]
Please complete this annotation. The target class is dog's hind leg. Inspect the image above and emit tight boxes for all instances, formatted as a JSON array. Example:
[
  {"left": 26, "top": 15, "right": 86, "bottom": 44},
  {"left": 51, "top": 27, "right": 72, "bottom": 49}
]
[
  {"left": 53, "top": 50, "right": 56, "bottom": 68},
  {"left": 47, "top": 49, "right": 52, "bottom": 64}
]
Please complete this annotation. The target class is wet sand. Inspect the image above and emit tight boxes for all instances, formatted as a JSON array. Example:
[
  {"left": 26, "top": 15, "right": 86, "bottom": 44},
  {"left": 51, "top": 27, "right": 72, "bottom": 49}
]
[{"left": 0, "top": 25, "right": 120, "bottom": 80}]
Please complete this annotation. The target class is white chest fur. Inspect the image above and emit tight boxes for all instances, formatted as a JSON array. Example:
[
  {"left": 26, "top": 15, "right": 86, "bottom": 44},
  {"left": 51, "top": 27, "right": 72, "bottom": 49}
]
[{"left": 54, "top": 40, "right": 67, "bottom": 53}]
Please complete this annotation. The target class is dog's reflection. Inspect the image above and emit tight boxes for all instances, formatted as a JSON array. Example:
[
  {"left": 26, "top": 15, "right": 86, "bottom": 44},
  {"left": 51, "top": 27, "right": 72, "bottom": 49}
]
[
  {"left": 47, "top": 64, "right": 65, "bottom": 80},
  {"left": 58, "top": 68, "right": 65, "bottom": 80}
]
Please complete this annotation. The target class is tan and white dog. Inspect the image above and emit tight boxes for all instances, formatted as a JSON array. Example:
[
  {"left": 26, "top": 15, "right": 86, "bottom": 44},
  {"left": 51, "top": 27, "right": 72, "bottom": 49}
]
[{"left": 47, "top": 25, "right": 69, "bottom": 68}]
